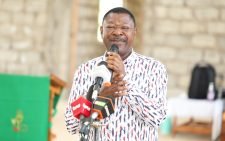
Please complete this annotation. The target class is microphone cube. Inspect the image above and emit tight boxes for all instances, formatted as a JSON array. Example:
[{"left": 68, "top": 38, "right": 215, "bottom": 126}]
[{"left": 71, "top": 96, "right": 92, "bottom": 119}]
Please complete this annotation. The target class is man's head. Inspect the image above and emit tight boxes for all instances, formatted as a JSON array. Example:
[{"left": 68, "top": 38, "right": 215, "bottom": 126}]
[{"left": 100, "top": 7, "right": 137, "bottom": 60}]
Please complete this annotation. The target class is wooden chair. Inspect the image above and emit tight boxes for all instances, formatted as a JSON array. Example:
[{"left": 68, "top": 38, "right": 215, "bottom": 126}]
[{"left": 48, "top": 74, "right": 66, "bottom": 141}]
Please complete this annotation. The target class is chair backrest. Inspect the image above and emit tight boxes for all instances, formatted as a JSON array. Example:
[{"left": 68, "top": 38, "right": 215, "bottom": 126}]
[{"left": 188, "top": 63, "right": 217, "bottom": 100}]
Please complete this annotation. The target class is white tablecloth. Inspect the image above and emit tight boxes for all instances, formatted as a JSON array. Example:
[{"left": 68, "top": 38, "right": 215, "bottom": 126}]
[{"left": 168, "top": 95, "right": 224, "bottom": 141}]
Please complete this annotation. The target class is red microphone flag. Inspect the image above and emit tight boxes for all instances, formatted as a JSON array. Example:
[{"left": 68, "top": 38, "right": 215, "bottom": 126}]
[{"left": 71, "top": 96, "right": 92, "bottom": 119}]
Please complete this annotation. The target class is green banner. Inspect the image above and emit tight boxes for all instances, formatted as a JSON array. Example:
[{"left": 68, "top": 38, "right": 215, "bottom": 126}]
[{"left": 0, "top": 74, "right": 50, "bottom": 141}]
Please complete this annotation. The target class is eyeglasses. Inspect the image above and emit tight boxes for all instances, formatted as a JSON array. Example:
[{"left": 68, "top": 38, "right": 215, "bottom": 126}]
[{"left": 104, "top": 26, "right": 135, "bottom": 33}]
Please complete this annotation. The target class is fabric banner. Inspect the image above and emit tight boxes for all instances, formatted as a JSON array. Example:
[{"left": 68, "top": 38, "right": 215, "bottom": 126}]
[{"left": 0, "top": 73, "right": 50, "bottom": 141}]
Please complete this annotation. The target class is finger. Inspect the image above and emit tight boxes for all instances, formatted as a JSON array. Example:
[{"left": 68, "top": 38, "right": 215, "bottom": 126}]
[
  {"left": 107, "top": 58, "right": 120, "bottom": 65},
  {"left": 115, "top": 83, "right": 127, "bottom": 94},
  {"left": 115, "top": 73, "right": 125, "bottom": 79},
  {"left": 107, "top": 63, "right": 118, "bottom": 72},
  {"left": 113, "top": 92, "right": 120, "bottom": 98},
  {"left": 106, "top": 52, "right": 119, "bottom": 57},
  {"left": 117, "top": 80, "right": 127, "bottom": 86},
  {"left": 106, "top": 54, "right": 122, "bottom": 66},
  {"left": 118, "top": 91, "right": 127, "bottom": 96},
  {"left": 117, "top": 86, "right": 127, "bottom": 93},
  {"left": 113, "top": 90, "right": 127, "bottom": 98},
  {"left": 112, "top": 74, "right": 124, "bottom": 81}
]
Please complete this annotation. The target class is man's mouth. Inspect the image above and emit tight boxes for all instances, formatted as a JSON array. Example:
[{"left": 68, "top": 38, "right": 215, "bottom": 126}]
[{"left": 110, "top": 38, "right": 126, "bottom": 43}]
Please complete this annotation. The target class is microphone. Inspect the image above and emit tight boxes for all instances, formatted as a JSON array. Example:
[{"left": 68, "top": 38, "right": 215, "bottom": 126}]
[
  {"left": 71, "top": 85, "right": 94, "bottom": 120},
  {"left": 77, "top": 45, "right": 119, "bottom": 140},
  {"left": 91, "top": 96, "right": 115, "bottom": 120},
  {"left": 91, "top": 44, "right": 119, "bottom": 101},
  {"left": 90, "top": 44, "right": 119, "bottom": 120},
  {"left": 91, "top": 61, "right": 112, "bottom": 101}
]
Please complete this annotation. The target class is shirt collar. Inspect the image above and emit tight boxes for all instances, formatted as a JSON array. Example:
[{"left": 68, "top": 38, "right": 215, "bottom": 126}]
[{"left": 123, "top": 49, "right": 135, "bottom": 64}]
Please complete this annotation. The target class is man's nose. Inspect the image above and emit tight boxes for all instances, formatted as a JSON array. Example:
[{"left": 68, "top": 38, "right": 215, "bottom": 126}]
[{"left": 112, "top": 27, "right": 123, "bottom": 34}]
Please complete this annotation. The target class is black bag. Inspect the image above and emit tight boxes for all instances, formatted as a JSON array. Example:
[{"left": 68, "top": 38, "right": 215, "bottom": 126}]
[{"left": 188, "top": 63, "right": 217, "bottom": 100}]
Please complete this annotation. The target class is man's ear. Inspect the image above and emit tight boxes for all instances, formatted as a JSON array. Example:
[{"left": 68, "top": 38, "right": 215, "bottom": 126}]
[
  {"left": 134, "top": 27, "right": 137, "bottom": 36},
  {"left": 100, "top": 26, "right": 103, "bottom": 38}
]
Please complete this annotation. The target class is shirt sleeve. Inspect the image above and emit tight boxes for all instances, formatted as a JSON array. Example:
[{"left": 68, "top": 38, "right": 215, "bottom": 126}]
[
  {"left": 64, "top": 68, "right": 81, "bottom": 135},
  {"left": 64, "top": 64, "right": 92, "bottom": 135},
  {"left": 123, "top": 62, "right": 168, "bottom": 128}
]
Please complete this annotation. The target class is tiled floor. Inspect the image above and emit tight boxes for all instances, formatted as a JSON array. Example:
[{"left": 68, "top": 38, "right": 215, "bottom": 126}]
[{"left": 52, "top": 99, "right": 212, "bottom": 141}]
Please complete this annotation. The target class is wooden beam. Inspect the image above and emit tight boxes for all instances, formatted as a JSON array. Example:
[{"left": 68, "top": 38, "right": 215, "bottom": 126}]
[{"left": 69, "top": 0, "right": 79, "bottom": 87}]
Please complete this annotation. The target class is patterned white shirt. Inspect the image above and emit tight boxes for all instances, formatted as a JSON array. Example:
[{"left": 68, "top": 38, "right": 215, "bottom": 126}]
[{"left": 65, "top": 51, "right": 168, "bottom": 141}]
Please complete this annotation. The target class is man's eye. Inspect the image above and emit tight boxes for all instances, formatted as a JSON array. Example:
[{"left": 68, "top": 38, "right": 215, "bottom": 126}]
[
  {"left": 107, "top": 26, "right": 115, "bottom": 29},
  {"left": 121, "top": 27, "right": 129, "bottom": 30}
]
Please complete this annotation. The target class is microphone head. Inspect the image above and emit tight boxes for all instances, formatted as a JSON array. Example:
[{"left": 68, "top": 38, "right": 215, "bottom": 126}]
[
  {"left": 92, "top": 61, "right": 112, "bottom": 85},
  {"left": 109, "top": 44, "right": 119, "bottom": 53}
]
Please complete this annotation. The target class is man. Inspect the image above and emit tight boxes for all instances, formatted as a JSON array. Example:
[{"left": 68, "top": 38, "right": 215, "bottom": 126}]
[{"left": 65, "top": 7, "right": 168, "bottom": 141}]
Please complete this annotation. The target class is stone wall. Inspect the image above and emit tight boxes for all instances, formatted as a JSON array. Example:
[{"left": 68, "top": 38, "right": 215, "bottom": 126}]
[
  {"left": 75, "top": 0, "right": 103, "bottom": 66},
  {"left": 0, "top": 0, "right": 71, "bottom": 81},
  {"left": 142, "top": 0, "right": 225, "bottom": 96},
  {"left": 0, "top": 0, "right": 224, "bottom": 97},
  {"left": 0, "top": 0, "right": 49, "bottom": 74},
  {"left": 125, "top": 0, "right": 144, "bottom": 53}
]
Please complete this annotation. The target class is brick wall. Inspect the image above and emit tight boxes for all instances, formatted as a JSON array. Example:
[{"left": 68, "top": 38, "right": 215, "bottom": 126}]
[
  {"left": 0, "top": 0, "right": 224, "bottom": 97},
  {"left": 141, "top": 0, "right": 225, "bottom": 96},
  {"left": 0, "top": 0, "right": 48, "bottom": 74},
  {"left": 75, "top": 0, "right": 103, "bottom": 66},
  {"left": 0, "top": 0, "right": 71, "bottom": 81}
]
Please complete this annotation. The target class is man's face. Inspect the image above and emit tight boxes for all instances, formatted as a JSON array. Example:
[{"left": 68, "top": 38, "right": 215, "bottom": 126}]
[{"left": 100, "top": 13, "right": 136, "bottom": 60}]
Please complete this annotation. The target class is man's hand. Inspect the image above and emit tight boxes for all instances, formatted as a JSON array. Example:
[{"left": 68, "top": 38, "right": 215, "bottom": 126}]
[
  {"left": 98, "top": 52, "right": 127, "bottom": 98},
  {"left": 99, "top": 78, "right": 127, "bottom": 98},
  {"left": 106, "top": 52, "right": 125, "bottom": 77}
]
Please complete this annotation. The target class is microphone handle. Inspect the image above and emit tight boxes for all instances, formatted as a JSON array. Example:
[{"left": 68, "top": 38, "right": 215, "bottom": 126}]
[
  {"left": 92, "top": 77, "right": 103, "bottom": 101},
  {"left": 86, "top": 84, "right": 94, "bottom": 102}
]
